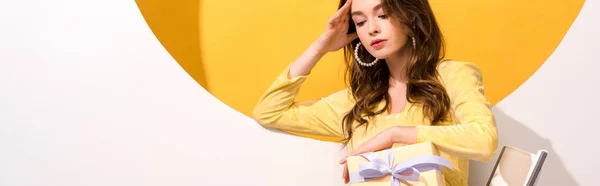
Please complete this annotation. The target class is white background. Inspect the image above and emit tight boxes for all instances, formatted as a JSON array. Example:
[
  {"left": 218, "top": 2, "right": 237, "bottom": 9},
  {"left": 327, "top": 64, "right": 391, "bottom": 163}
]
[{"left": 1, "top": 0, "right": 598, "bottom": 185}]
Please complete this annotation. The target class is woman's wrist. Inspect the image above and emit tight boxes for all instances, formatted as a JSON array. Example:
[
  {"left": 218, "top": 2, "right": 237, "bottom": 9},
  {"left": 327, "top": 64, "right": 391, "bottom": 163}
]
[
  {"left": 288, "top": 42, "right": 327, "bottom": 78},
  {"left": 309, "top": 42, "right": 328, "bottom": 56}
]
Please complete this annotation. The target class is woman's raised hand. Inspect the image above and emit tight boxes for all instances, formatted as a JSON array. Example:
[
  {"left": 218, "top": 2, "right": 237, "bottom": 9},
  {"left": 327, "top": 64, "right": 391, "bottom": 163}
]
[
  {"left": 313, "top": 0, "right": 358, "bottom": 54},
  {"left": 288, "top": 0, "right": 357, "bottom": 78}
]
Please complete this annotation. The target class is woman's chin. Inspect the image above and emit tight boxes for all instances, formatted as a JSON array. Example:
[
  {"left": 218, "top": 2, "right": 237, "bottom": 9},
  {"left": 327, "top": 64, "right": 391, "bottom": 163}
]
[
  {"left": 370, "top": 47, "right": 404, "bottom": 60},
  {"left": 372, "top": 52, "right": 392, "bottom": 60}
]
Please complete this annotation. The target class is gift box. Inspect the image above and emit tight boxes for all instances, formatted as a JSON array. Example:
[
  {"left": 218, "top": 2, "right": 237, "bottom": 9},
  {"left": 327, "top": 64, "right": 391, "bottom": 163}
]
[{"left": 346, "top": 141, "right": 453, "bottom": 186}]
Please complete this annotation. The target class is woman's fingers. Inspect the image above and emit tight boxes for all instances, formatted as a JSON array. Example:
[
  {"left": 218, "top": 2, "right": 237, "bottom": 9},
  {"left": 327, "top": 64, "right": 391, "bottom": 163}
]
[
  {"left": 340, "top": 0, "right": 352, "bottom": 20},
  {"left": 343, "top": 163, "right": 349, "bottom": 184},
  {"left": 331, "top": 0, "right": 352, "bottom": 23},
  {"left": 339, "top": 155, "right": 347, "bottom": 164},
  {"left": 335, "top": 0, "right": 350, "bottom": 17},
  {"left": 328, "top": 15, "right": 338, "bottom": 25}
]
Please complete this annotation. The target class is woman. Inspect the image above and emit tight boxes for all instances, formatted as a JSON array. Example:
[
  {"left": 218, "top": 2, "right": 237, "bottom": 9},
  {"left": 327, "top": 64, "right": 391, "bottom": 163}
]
[{"left": 252, "top": 0, "right": 498, "bottom": 185}]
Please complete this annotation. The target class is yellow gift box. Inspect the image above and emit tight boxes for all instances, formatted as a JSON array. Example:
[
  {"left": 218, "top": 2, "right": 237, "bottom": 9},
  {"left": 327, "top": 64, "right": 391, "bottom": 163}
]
[{"left": 346, "top": 141, "right": 453, "bottom": 186}]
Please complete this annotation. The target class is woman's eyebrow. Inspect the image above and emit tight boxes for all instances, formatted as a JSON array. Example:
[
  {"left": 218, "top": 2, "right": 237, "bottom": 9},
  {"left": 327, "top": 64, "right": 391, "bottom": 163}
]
[{"left": 351, "top": 4, "right": 382, "bottom": 16}]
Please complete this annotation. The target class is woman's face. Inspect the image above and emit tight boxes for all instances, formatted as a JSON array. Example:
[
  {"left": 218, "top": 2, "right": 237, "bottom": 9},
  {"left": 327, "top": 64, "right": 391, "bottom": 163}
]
[{"left": 350, "top": 0, "right": 409, "bottom": 59}]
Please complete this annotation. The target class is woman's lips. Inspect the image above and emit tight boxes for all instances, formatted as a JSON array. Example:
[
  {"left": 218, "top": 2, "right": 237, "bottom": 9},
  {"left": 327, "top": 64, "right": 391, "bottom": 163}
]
[{"left": 371, "top": 40, "right": 387, "bottom": 49}]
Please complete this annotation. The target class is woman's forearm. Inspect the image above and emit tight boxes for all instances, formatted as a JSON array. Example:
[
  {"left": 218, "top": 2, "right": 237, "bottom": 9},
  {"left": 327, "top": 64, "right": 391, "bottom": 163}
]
[
  {"left": 287, "top": 42, "right": 327, "bottom": 79},
  {"left": 391, "top": 126, "right": 418, "bottom": 144}
]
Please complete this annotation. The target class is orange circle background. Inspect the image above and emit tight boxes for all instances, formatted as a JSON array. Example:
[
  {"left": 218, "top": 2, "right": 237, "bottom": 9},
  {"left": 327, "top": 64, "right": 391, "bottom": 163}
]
[{"left": 135, "top": 0, "right": 584, "bottom": 141}]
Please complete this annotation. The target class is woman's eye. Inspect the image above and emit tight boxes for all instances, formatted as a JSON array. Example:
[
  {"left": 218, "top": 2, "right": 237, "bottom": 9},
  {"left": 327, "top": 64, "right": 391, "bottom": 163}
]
[
  {"left": 378, "top": 14, "right": 388, "bottom": 19},
  {"left": 355, "top": 21, "right": 365, "bottom": 26}
]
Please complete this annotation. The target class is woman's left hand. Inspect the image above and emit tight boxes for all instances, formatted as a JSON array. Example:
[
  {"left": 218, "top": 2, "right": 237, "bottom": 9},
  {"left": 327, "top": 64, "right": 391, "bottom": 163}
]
[{"left": 338, "top": 126, "right": 417, "bottom": 184}]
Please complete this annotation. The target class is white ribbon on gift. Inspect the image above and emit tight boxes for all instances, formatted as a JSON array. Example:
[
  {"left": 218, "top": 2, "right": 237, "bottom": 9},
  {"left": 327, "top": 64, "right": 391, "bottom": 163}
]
[{"left": 348, "top": 149, "right": 454, "bottom": 186}]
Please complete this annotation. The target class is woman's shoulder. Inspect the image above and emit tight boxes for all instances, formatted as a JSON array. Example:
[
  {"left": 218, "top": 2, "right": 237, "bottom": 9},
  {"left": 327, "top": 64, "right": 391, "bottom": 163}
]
[
  {"left": 437, "top": 59, "right": 481, "bottom": 74},
  {"left": 436, "top": 59, "right": 485, "bottom": 97},
  {"left": 436, "top": 59, "right": 484, "bottom": 81}
]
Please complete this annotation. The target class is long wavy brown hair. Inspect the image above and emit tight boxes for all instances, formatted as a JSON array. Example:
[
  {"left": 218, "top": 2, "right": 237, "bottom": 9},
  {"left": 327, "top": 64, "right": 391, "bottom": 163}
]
[{"left": 338, "top": 0, "right": 451, "bottom": 146}]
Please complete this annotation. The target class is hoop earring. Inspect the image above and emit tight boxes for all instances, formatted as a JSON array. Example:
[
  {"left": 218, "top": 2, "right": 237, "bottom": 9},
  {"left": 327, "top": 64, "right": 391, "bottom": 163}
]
[
  {"left": 354, "top": 42, "right": 379, "bottom": 67},
  {"left": 412, "top": 37, "right": 416, "bottom": 50}
]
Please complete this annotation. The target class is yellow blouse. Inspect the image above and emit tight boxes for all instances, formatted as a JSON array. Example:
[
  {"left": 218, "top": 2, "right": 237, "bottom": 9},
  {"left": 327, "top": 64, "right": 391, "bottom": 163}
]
[{"left": 252, "top": 60, "right": 498, "bottom": 186}]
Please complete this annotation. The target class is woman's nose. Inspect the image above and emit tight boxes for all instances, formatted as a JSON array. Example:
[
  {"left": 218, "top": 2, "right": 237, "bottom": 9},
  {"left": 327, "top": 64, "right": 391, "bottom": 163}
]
[{"left": 368, "top": 20, "right": 380, "bottom": 36}]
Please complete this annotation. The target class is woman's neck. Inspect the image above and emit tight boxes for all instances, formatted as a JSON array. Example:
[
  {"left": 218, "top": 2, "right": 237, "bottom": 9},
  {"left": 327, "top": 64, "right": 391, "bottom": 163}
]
[{"left": 385, "top": 48, "right": 411, "bottom": 86}]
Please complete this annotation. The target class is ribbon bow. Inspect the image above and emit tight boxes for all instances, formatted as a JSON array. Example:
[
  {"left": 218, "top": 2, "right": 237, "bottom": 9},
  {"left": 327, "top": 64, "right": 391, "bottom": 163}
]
[{"left": 348, "top": 149, "right": 453, "bottom": 186}]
